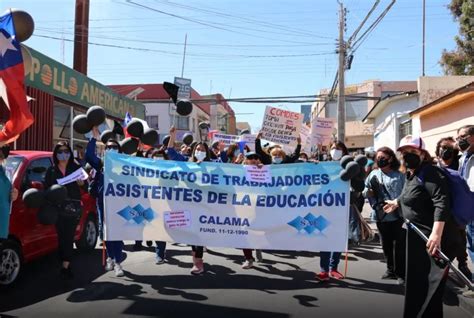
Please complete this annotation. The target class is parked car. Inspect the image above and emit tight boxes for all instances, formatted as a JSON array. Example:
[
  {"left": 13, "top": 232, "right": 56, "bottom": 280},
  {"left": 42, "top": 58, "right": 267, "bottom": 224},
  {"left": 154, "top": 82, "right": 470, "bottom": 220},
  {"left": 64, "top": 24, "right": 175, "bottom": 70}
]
[{"left": 0, "top": 151, "right": 99, "bottom": 287}]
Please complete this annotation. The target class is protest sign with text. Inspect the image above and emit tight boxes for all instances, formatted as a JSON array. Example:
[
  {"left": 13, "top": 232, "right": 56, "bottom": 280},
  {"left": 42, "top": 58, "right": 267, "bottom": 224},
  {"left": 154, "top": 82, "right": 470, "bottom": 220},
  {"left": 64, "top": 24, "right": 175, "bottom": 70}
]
[
  {"left": 104, "top": 153, "right": 350, "bottom": 252},
  {"left": 311, "top": 117, "right": 335, "bottom": 146},
  {"left": 261, "top": 106, "right": 303, "bottom": 148}
]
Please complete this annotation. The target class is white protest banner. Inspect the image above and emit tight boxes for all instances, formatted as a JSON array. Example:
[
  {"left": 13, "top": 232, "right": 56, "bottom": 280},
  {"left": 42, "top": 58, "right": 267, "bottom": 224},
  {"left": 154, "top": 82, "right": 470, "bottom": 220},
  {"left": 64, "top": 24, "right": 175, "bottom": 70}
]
[
  {"left": 244, "top": 165, "right": 271, "bottom": 183},
  {"left": 57, "top": 168, "right": 89, "bottom": 186},
  {"left": 311, "top": 117, "right": 335, "bottom": 146},
  {"left": 104, "top": 153, "right": 350, "bottom": 252},
  {"left": 300, "top": 125, "right": 312, "bottom": 153},
  {"left": 261, "top": 106, "right": 303, "bottom": 147},
  {"left": 212, "top": 133, "right": 241, "bottom": 146}
]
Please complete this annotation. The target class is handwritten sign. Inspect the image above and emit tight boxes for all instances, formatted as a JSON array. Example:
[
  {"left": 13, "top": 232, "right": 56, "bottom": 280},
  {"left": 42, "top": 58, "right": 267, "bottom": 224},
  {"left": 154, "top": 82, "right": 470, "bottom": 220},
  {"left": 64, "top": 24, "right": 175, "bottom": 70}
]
[
  {"left": 212, "top": 133, "right": 241, "bottom": 146},
  {"left": 261, "top": 106, "right": 302, "bottom": 147},
  {"left": 245, "top": 165, "right": 271, "bottom": 183},
  {"left": 164, "top": 211, "right": 191, "bottom": 229},
  {"left": 57, "top": 168, "right": 89, "bottom": 186},
  {"left": 311, "top": 117, "right": 335, "bottom": 146}
]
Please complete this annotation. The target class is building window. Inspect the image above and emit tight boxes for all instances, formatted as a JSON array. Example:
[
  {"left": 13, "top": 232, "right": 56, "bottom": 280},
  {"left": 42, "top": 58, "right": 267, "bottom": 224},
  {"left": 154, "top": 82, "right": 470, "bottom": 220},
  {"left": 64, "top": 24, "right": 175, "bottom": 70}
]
[
  {"left": 399, "top": 120, "right": 412, "bottom": 141},
  {"left": 171, "top": 115, "right": 189, "bottom": 130},
  {"left": 146, "top": 115, "right": 159, "bottom": 129}
]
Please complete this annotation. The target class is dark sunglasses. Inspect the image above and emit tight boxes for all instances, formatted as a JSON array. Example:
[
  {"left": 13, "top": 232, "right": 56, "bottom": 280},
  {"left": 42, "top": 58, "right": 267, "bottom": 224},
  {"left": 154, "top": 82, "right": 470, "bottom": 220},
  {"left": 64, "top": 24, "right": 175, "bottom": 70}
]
[
  {"left": 57, "top": 149, "right": 70, "bottom": 154},
  {"left": 106, "top": 145, "right": 119, "bottom": 150}
]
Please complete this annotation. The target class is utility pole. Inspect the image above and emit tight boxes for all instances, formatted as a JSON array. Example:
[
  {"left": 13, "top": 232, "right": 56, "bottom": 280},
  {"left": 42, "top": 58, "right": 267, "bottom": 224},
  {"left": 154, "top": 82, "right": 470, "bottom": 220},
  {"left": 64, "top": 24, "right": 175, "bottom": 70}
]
[
  {"left": 422, "top": 0, "right": 425, "bottom": 76},
  {"left": 337, "top": 1, "right": 346, "bottom": 143},
  {"left": 181, "top": 33, "right": 187, "bottom": 77}
]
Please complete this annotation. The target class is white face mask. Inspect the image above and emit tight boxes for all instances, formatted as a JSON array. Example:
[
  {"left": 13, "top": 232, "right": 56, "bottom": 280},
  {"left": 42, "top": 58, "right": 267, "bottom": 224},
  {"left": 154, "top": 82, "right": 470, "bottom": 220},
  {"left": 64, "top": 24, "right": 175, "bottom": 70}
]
[
  {"left": 272, "top": 157, "right": 283, "bottom": 164},
  {"left": 299, "top": 158, "right": 307, "bottom": 162},
  {"left": 194, "top": 151, "right": 207, "bottom": 161},
  {"left": 330, "top": 149, "right": 343, "bottom": 161}
]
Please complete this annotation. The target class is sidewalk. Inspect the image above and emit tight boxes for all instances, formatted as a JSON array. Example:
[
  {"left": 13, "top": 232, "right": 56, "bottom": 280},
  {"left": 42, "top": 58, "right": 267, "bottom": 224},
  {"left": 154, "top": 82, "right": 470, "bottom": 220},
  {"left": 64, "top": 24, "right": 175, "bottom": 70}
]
[{"left": 360, "top": 201, "right": 474, "bottom": 317}]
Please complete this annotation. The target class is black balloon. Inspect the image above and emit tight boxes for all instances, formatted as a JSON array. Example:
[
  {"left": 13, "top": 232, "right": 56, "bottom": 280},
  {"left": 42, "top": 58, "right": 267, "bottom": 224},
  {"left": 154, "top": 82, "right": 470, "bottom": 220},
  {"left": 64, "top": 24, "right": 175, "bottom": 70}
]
[
  {"left": 73, "top": 115, "right": 92, "bottom": 134},
  {"left": 176, "top": 100, "right": 193, "bottom": 116},
  {"left": 345, "top": 162, "right": 361, "bottom": 179},
  {"left": 22, "top": 188, "right": 45, "bottom": 209},
  {"left": 182, "top": 133, "right": 193, "bottom": 146},
  {"left": 100, "top": 130, "right": 115, "bottom": 144},
  {"left": 354, "top": 154, "right": 368, "bottom": 167},
  {"left": 162, "top": 135, "right": 171, "bottom": 147},
  {"left": 340, "top": 155, "right": 354, "bottom": 169},
  {"left": 351, "top": 178, "right": 365, "bottom": 193},
  {"left": 121, "top": 137, "right": 139, "bottom": 155},
  {"left": 141, "top": 128, "right": 159, "bottom": 146},
  {"left": 339, "top": 169, "right": 351, "bottom": 181},
  {"left": 86, "top": 106, "right": 106, "bottom": 127},
  {"left": 127, "top": 119, "right": 144, "bottom": 138},
  {"left": 45, "top": 185, "right": 68, "bottom": 205}
]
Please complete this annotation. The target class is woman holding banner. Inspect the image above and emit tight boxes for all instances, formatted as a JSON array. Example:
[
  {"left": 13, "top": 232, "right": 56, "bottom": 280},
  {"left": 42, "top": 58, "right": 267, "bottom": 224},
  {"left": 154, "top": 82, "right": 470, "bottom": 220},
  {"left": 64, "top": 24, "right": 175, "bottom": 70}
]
[
  {"left": 86, "top": 127, "right": 126, "bottom": 277},
  {"left": 0, "top": 146, "right": 18, "bottom": 240},
  {"left": 255, "top": 132, "right": 301, "bottom": 165},
  {"left": 166, "top": 126, "right": 210, "bottom": 275},
  {"left": 45, "top": 141, "right": 84, "bottom": 279},
  {"left": 316, "top": 141, "right": 349, "bottom": 281}
]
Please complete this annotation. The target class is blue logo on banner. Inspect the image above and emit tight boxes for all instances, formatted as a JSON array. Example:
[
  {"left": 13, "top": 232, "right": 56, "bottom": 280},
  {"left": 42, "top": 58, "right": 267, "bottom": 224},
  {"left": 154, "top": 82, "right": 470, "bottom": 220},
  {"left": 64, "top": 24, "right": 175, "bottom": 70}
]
[
  {"left": 288, "top": 213, "right": 330, "bottom": 234},
  {"left": 117, "top": 204, "right": 156, "bottom": 224}
]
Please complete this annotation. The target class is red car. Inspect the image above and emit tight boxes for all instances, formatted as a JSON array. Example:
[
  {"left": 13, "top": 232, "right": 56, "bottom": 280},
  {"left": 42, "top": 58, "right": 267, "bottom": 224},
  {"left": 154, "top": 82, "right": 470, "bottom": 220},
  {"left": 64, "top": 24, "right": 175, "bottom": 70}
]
[{"left": 0, "top": 151, "right": 99, "bottom": 287}]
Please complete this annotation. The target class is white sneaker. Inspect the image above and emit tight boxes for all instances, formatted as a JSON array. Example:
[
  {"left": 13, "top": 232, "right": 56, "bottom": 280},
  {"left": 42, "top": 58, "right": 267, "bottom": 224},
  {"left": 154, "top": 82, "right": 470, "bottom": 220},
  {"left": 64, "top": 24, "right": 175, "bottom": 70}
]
[
  {"left": 105, "top": 258, "right": 114, "bottom": 271},
  {"left": 155, "top": 256, "right": 165, "bottom": 264},
  {"left": 114, "top": 263, "right": 124, "bottom": 277},
  {"left": 242, "top": 259, "right": 254, "bottom": 269}
]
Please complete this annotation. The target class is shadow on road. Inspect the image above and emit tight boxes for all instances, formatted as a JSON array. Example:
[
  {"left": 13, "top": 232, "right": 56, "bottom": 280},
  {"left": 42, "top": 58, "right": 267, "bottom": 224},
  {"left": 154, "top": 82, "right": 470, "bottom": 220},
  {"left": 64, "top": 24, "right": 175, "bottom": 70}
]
[{"left": 0, "top": 249, "right": 104, "bottom": 312}]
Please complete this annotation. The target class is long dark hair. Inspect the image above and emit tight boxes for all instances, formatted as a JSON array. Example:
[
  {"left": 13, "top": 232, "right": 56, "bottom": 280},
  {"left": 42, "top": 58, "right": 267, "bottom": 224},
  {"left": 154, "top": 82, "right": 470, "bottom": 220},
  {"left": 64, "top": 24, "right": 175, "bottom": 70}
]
[
  {"left": 376, "top": 146, "right": 400, "bottom": 171},
  {"left": 190, "top": 142, "right": 211, "bottom": 162},
  {"left": 52, "top": 141, "right": 75, "bottom": 167},
  {"left": 435, "top": 137, "right": 459, "bottom": 158}
]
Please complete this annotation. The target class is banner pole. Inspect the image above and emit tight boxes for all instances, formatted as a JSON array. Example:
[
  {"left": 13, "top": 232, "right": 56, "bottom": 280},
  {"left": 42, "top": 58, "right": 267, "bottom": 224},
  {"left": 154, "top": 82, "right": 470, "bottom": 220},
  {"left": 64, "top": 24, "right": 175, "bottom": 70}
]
[{"left": 344, "top": 250, "right": 349, "bottom": 277}]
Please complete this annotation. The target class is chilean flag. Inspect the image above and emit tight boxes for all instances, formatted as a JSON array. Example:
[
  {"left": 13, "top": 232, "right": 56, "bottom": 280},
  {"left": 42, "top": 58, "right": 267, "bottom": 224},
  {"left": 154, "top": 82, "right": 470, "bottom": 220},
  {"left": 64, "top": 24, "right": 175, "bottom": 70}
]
[{"left": 0, "top": 12, "right": 34, "bottom": 144}]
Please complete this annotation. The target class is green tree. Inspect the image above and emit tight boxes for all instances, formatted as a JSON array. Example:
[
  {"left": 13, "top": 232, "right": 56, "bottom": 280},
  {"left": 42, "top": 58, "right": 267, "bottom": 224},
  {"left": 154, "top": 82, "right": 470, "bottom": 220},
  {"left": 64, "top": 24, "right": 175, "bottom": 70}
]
[{"left": 440, "top": 0, "right": 474, "bottom": 75}]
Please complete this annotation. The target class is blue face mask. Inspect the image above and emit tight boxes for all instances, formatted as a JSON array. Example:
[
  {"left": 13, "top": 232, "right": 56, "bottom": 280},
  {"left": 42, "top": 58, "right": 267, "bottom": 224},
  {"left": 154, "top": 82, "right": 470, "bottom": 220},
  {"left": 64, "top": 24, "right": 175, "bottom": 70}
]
[{"left": 57, "top": 153, "right": 70, "bottom": 161}]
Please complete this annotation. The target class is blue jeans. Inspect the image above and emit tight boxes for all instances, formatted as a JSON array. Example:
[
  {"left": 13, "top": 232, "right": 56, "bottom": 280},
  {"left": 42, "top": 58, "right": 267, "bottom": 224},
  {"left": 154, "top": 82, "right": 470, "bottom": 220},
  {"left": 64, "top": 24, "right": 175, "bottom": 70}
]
[
  {"left": 467, "top": 221, "right": 474, "bottom": 263},
  {"left": 155, "top": 241, "right": 167, "bottom": 258},
  {"left": 106, "top": 241, "right": 124, "bottom": 263},
  {"left": 320, "top": 251, "right": 342, "bottom": 272}
]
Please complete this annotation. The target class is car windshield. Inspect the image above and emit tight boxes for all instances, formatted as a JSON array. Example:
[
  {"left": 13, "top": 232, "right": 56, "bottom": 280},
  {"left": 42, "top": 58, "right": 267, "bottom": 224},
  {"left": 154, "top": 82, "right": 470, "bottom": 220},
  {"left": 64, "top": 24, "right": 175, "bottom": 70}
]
[{"left": 3, "top": 155, "right": 24, "bottom": 182}]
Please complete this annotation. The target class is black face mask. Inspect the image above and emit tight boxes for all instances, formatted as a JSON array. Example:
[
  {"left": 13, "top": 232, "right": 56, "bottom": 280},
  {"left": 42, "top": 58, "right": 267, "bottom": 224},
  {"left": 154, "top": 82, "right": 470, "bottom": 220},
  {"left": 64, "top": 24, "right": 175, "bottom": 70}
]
[
  {"left": 458, "top": 138, "right": 470, "bottom": 151},
  {"left": 403, "top": 152, "right": 421, "bottom": 169},
  {"left": 377, "top": 158, "right": 389, "bottom": 168},
  {"left": 440, "top": 147, "right": 454, "bottom": 161},
  {"left": 0, "top": 146, "right": 10, "bottom": 159}
]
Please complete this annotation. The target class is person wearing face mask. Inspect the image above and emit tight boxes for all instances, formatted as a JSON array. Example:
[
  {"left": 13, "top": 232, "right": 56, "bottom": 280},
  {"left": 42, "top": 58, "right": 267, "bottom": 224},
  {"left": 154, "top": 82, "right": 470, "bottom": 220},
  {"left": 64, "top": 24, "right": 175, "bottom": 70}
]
[
  {"left": 298, "top": 152, "right": 309, "bottom": 163},
  {"left": 363, "top": 147, "right": 406, "bottom": 284},
  {"left": 0, "top": 145, "right": 19, "bottom": 241},
  {"left": 457, "top": 125, "right": 474, "bottom": 272},
  {"left": 165, "top": 126, "right": 209, "bottom": 274},
  {"left": 383, "top": 136, "right": 461, "bottom": 317},
  {"left": 45, "top": 141, "right": 84, "bottom": 279},
  {"left": 255, "top": 131, "right": 301, "bottom": 165},
  {"left": 86, "top": 126, "right": 126, "bottom": 277},
  {"left": 435, "top": 137, "right": 460, "bottom": 171},
  {"left": 316, "top": 141, "right": 349, "bottom": 281}
]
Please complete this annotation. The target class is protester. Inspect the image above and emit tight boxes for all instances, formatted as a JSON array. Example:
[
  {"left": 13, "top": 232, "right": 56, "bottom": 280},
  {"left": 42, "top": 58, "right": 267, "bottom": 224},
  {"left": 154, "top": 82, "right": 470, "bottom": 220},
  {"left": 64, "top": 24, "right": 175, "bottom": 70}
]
[
  {"left": 298, "top": 152, "right": 309, "bottom": 162},
  {"left": 435, "top": 136, "right": 471, "bottom": 279},
  {"left": 255, "top": 132, "right": 301, "bottom": 165},
  {"left": 226, "top": 143, "right": 250, "bottom": 164},
  {"left": 45, "top": 141, "right": 84, "bottom": 279},
  {"left": 457, "top": 125, "right": 474, "bottom": 273},
  {"left": 363, "top": 147, "right": 405, "bottom": 284},
  {"left": 316, "top": 141, "right": 349, "bottom": 281},
  {"left": 166, "top": 126, "right": 208, "bottom": 274},
  {"left": 147, "top": 147, "right": 168, "bottom": 264},
  {"left": 384, "top": 136, "right": 461, "bottom": 317},
  {"left": 86, "top": 127, "right": 125, "bottom": 277},
  {"left": 435, "top": 137, "right": 460, "bottom": 170},
  {"left": 0, "top": 145, "right": 18, "bottom": 240}
]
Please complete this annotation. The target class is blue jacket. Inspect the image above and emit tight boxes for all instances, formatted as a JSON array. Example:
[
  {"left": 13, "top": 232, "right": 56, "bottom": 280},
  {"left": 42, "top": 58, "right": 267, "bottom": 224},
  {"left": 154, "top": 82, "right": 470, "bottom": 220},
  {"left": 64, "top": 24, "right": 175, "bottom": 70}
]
[{"left": 85, "top": 138, "right": 105, "bottom": 216}]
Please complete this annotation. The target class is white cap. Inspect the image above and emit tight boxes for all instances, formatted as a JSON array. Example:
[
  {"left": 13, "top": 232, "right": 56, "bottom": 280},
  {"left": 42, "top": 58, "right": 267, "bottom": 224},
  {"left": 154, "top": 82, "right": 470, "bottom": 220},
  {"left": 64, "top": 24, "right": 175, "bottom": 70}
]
[{"left": 397, "top": 135, "right": 426, "bottom": 151}]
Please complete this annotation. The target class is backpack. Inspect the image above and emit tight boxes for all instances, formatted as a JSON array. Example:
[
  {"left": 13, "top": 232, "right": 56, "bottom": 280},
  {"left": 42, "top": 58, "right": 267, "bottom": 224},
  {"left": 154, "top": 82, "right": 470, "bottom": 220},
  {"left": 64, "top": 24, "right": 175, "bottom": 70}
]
[{"left": 419, "top": 165, "right": 474, "bottom": 226}]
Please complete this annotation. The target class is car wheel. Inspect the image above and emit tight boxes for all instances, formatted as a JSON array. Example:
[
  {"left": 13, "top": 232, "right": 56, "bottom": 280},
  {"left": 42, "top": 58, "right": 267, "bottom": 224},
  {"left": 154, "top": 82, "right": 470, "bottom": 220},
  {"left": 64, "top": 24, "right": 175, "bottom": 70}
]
[
  {"left": 76, "top": 214, "right": 98, "bottom": 252},
  {"left": 0, "top": 240, "right": 22, "bottom": 287}
]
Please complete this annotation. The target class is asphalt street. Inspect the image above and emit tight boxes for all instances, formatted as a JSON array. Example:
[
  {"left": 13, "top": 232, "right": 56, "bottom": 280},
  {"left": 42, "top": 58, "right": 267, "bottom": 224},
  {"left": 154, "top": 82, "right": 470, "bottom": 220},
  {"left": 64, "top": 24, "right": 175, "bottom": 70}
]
[{"left": 0, "top": 240, "right": 470, "bottom": 318}]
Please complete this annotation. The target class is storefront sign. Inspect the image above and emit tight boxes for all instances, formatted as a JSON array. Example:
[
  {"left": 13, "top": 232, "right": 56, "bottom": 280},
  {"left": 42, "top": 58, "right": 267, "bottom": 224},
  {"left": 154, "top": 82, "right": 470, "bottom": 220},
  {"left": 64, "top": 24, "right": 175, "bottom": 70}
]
[{"left": 24, "top": 46, "right": 145, "bottom": 119}]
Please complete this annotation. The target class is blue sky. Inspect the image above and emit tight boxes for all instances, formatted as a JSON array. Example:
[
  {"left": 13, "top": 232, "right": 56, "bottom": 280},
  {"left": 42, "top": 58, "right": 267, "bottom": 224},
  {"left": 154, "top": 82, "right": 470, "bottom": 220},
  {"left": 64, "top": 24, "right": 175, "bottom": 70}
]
[{"left": 3, "top": 0, "right": 458, "bottom": 131}]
